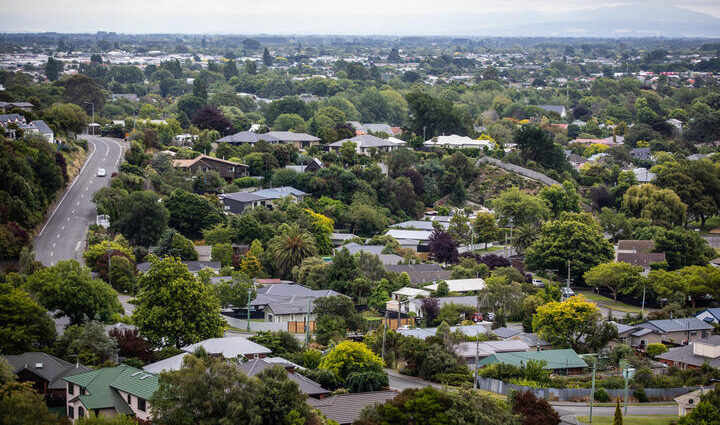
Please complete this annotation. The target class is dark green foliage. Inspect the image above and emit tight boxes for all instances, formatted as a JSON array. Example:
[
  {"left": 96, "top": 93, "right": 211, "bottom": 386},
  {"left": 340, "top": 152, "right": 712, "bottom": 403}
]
[
  {"left": 346, "top": 369, "right": 389, "bottom": 393},
  {"left": 594, "top": 388, "right": 610, "bottom": 402},
  {"left": 114, "top": 190, "right": 169, "bottom": 246},
  {"left": 0, "top": 282, "right": 56, "bottom": 354},
  {"left": 155, "top": 229, "right": 198, "bottom": 261},
  {"left": 300, "top": 368, "right": 339, "bottom": 390},
  {"left": 406, "top": 91, "right": 470, "bottom": 137},
  {"left": 165, "top": 189, "right": 225, "bottom": 240},
  {"left": 248, "top": 331, "right": 302, "bottom": 357}
]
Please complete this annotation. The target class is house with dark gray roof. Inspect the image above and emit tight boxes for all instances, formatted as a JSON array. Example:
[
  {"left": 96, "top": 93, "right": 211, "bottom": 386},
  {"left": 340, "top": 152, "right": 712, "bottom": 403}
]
[
  {"left": 537, "top": 105, "right": 567, "bottom": 118},
  {"left": 385, "top": 264, "right": 451, "bottom": 284},
  {"left": 658, "top": 336, "right": 720, "bottom": 369},
  {"left": 217, "top": 130, "right": 320, "bottom": 150},
  {"left": 634, "top": 318, "right": 714, "bottom": 347},
  {"left": 337, "top": 243, "right": 403, "bottom": 266},
  {"left": 220, "top": 186, "right": 308, "bottom": 213},
  {"left": 249, "top": 283, "right": 345, "bottom": 324},
  {"left": 285, "top": 158, "right": 324, "bottom": 173},
  {"left": 307, "top": 391, "right": 398, "bottom": 424},
  {"left": 3, "top": 352, "right": 90, "bottom": 403},
  {"left": 240, "top": 358, "right": 330, "bottom": 397}
]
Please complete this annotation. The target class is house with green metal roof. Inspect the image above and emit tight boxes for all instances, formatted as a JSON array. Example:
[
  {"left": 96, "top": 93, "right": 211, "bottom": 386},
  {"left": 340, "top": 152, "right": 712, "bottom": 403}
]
[
  {"left": 478, "top": 349, "right": 588, "bottom": 375},
  {"left": 63, "top": 364, "right": 157, "bottom": 423}
]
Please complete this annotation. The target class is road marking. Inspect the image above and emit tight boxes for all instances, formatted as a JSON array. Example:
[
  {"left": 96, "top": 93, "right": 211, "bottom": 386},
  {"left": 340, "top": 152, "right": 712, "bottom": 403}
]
[
  {"left": 36, "top": 140, "right": 97, "bottom": 238},
  {"left": 72, "top": 209, "right": 76, "bottom": 214},
  {"left": 75, "top": 241, "right": 82, "bottom": 252},
  {"left": 67, "top": 217, "right": 71, "bottom": 221},
  {"left": 56, "top": 234, "right": 60, "bottom": 239},
  {"left": 50, "top": 252, "right": 53, "bottom": 257},
  {"left": 81, "top": 194, "right": 84, "bottom": 198},
  {"left": 61, "top": 225, "right": 65, "bottom": 230},
  {"left": 53, "top": 243, "right": 56, "bottom": 248}
]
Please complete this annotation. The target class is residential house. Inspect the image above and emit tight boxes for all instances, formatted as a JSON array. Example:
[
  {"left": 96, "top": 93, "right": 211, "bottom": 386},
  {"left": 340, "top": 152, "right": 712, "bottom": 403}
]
[
  {"left": 220, "top": 186, "right": 308, "bottom": 213},
  {"left": 390, "top": 220, "right": 447, "bottom": 231},
  {"left": 629, "top": 147, "right": 652, "bottom": 161},
  {"left": 423, "top": 135, "right": 493, "bottom": 149},
  {"left": 3, "top": 352, "right": 90, "bottom": 406},
  {"left": 567, "top": 154, "right": 588, "bottom": 171},
  {"left": 633, "top": 318, "right": 714, "bottom": 348},
  {"left": 217, "top": 131, "right": 320, "bottom": 150},
  {"left": 64, "top": 364, "right": 157, "bottom": 423},
  {"left": 658, "top": 336, "right": 720, "bottom": 370},
  {"left": 143, "top": 337, "right": 272, "bottom": 373},
  {"left": 696, "top": 308, "right": 720, "bottom": 325},
  {"left": 490, "top": 327, "right": 553, "bottom": 350},
  {"left": 397, "top": 324, "right": 491, "bottom": 340},
  {"left": 632, "top": 167, "right": 656, "bottom": 183},
  {"left": 249, "top": 283, "right": 345, "bottom": 324},
  {"left": 424, "top": 278, "right": 486, "bottom": 293},
  {"left": 172, "top": 154, "right": 249, "bottom": 181},
  {"left": 405, "top": 295, "right": 478, "bottom": 318},
  {"left": 478, "top": 349, "right": 587, "bottom": 375},
  {"left": 674, "top": 388, "right": 707, "bottom": 417},
  {"left": 330, "top": 232, "right": 359, "bottom": 246},
  {"left": 307, "top": 391, "right": 398, "bottom": 424},
  {"left": 327, "top": 134, "right": 402, "bottom": 155},
  {"left": 385, "top": 229, "right": 433, "bottom": 250},
  {"left": 350, "top": 122, "right": 395, "bottom": 136},
  {"left": 337, "top": 242, "right": 403, "bottom": 266},
  {"left": 385, "top": 264, "right": 452, "bottom": 285},
  {"left": 0, "top": 101, "right": 34, "bottom": 111},
  {"left": 616, "top": 239, "right": 665, "bottom": 273},
  {"left": 609, "top": 321, "right": 639, "bottom": 347},
  {"left": 455, "top": 340, "right": 530, "bottom": 366},
  {"left": 537, "top": 105, "right": 567, "bottom": 118},
  {"left": 240, "top": 358, "right": 330, "bottom": 397},
  {"left": 570, "top": 137, "right": 621, "bottom": 147},
  {"left": 285, "top": 158, "right": 324, "bottom": 173}
]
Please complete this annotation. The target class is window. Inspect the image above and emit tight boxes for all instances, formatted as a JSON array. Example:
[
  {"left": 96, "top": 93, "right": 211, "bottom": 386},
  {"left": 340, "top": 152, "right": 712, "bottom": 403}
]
[
  {"left": 68, "top": 383, "right": 74, "bottom": 395},
  {"left": 80, "top": 387, "right": 86, "bottom": 395},
  {"left": 68, "top": 406, "right": 74, "bottom": 419},
  {"left": 138, "top": 398, "right": 146, "bottom": 412},
  {"left": 127, "top": 394, "right": 132, "bottom": 405},
  {"left": 228, "top": 166, "right": 235, "bottom": 172},
  {"left": 78, "top": 407, "right": 85, "bottom": 418}
]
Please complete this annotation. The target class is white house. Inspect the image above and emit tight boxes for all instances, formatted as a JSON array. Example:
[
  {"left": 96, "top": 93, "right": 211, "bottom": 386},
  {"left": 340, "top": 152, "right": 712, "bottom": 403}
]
[
  {"left": 424, "top": 278, "right": 486, "bottom": 293},
  {"left": 424, "top": 135, "right": 493, "bottom": 149}
]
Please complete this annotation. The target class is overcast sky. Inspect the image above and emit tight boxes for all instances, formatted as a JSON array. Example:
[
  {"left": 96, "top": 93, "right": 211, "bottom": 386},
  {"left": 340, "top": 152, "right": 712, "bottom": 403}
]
[{"left": 3, "top": 0, "right": 720, "bottom": 34}]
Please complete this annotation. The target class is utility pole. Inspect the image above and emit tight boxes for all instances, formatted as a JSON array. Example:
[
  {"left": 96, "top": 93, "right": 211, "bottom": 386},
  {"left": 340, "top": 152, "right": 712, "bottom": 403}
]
[
  {"left": 305, "top": 296, "right": 311, "bottom": 348},
  {"left": 381, "top": 309, "right": 388, "bottom": 362},
  {"left": 641, "top": 283, "right": 646, "bottom": 318},
  {"left": 589, "top": 359, "right": 597, "bottom": 423},
  {"left": 473, "top": 298, "right": 480, "bottom": 390}
]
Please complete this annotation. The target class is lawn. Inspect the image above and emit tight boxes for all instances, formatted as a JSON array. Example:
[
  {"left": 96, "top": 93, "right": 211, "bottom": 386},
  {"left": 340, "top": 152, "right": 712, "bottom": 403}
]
[
  {"left": 577, "top": 291, "right": 644, "bottom": 314},
  {"left": 576, "top": 416, "right": 678, "bottom": 425},
  {"left": 688, "top": 216, "right": 720, "bottom": 233}
]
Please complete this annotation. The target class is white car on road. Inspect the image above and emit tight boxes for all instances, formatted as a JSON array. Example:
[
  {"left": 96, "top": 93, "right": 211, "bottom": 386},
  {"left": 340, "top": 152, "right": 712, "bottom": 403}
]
[{"left": 97, "top": 168, "right": 106, "bottom": 177}]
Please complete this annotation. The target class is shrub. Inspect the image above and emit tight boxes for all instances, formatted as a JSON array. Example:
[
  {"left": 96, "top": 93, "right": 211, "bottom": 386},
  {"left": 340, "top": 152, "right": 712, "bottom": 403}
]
[
  {"left": 634, "top": 387, "right": 648, "bottom": 403},
  {"left": 433, "top": 372, "right": 473, "bottom": 386},
  {"left": 234, "top": 176, "right": 258, "bottom": 188},
  {"left": 346, "top": 369, "right": 389, "bottom": 392},
  {"left": 646, "top": 343, "right": 668, "bottom": 359},
  {"left": 594, "top": 388, "right": 610, "bottom": 402},
  {"left": 301, "top": 368, "right": 339, "bottom": 390}
]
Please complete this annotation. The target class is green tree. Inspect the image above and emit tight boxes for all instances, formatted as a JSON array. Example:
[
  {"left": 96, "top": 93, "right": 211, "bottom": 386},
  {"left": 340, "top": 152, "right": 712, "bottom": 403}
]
[
  {"left": 653, "top": 159, "right": 720, "bottom": 229},
  {"left": 613, "top": 399, "right": 623, "bottom": 425},
  {"left": 406, "top": 91, "right": 470, "bottom": 137},
  {"left": 0, "top": 282, "right": 56, "bottom": 354},
  {"left": 267, "top": 223, "right": 317, "bottom": 279},
  {"left": 525, "top": 215, "right": 614, "bottom": 279},
  {"left": 584, "top": 262, "right": 643, "bottom": 301},
  {"left": 155, "top": 229, "right": 198, "bottom": 261},
  {"left": 514, "top": 124, "right": 568, "bottom": 171},
  {"left": 83, "top": 239, "right": 134, "bottom": 272},
  {"left": 132, "top": 256, "right": 224, "bottom": 348},
  {"left": 262, "top": 47, "right": 273, "bottom": 66},
  {"left": 491, "top": 187, "right": 551, "bottom": 227},
  {"left": 474, "top": 212, "right": 499, "bottom": 249},
  {"left": 621, "top": 184, "right": 686, "bottom": 227},
  {"left": 43, "top": 102, "right": 89, "bottom": 135},
  {"left": 151, "top": 353, "right": 314, "bottom": 425},
  {"left": 45, "top": 57, "right": 63, "bottom": 81},
  {"left": 165, "top": 189, "right": 225, "bottom": 240},
  {"left": 248, "top": 331, "right": 302, "bottom": 357},
  {"left": 678, "top": 387, "right": 720, "bottom": 425},
  {"left": 318, "top": 340, "right": 384, "bottom": 382},
  {"left": 62, "top": 74, "right": 105, "bottom": 112},
  {"left": 676, "top": 265, "right": 720, "bottom": 310},
  {"left": 314, "top": 295, "right": 363, "bottom": 344},
  {"left": 109, "top": 255, "right": 136, "bottom": 294},
  {"left": 0, "top": 381, "right": 61, "bottom": 425},
  {"left": 114, "top": 190, "right": 169, "bottom": 246},
  {"left": 653, "top": 227, "right": 716, "bottom": 271},
  {"left": 538, "top": 181, "right": 581, "bottom": 217},
  {"left": 273, "top": 113, "right": 306, "bottom": 132},
  {"left": 211, "top": 243, "right": 234, "bottom": 267},
  {"left": 26, "top": 260, "right": 122, "bottom": 325},
  {"left": 532, "top": 296, "right": 606, "bottom": 351},
  {"left": 54, "top": 320, "right": 116, "bottom": 366},
  {"left": 646, "top": 343, "right": 668, "bottom": 359}
]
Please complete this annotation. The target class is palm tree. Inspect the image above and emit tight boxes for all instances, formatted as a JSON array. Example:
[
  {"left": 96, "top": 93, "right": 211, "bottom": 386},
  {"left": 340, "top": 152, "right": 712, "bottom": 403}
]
[
  {"left": 511, "top": 223, "right": 539, "bottom": 257},
  {"left": 268, "top": 224, "right": 317, "bottom": 278}
]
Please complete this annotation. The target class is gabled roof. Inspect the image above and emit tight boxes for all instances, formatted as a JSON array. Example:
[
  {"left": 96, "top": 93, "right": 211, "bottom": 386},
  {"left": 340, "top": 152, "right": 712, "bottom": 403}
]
[
  {"left": 239, "top": 359, "right": 329, "bottom": 396},
  {"left": 307, "top": 391, "right": 398, "bottom": 424},
  {"left": 329, "top": 134, "right": 397, "bottom": 148},
  {"left": 455, "top": 340, "right": 529, "bottom": 358},
  {"left": 390, "top": 220, "right": 447, "bottom": 231},
  {"left": 617, "top": 240, "right": 655, "bottom": 253},
  {"left": 616, "top": 252, "right": 666, "bottom": 268},
  {"left": 384, "top": 264, "right": 451, "bottom": 284},
  {"left": 143, "top": 353, "right": 191, "bottom": 373},
  {"left": 340, "top": 243, "right": 385, "bottom": 256},
  {"left": 65, "top": 365, "right": 157, "bottom": 411},
  {"left": 172, "top": 154, "right": 247, "bottom": 168},
  {"left": 220, "top": 192, "right": 266, "bottom": 203},
  {"left": 251, "top": 186, "right": 308, "bottom": 199},
  {"left": 697, "top": 308, "right": 720, "bottom": 321},
  {"left": 424, "top": 278, "right": 486, "bottom": 293},
  {"left": 217, "top": 131, "right": 320, "bottom": 144},
  {"left": 182, "top": 337, "right": 272, "bottom": 358},
  {"left": 385, "top": 229, "right": 433, "bottom": 241},
  {"left": 479, "top": 349, "right": 587, "bottom": 370},
  {"left": 28, "top": 120, "right": 53, "bottom": 135},
  {"left": 4, "top": 352, "right": 91, "bottom": 389},
  {"left": 638, "top": 317, "right": 714, "bottom": 333},
  {"left": 491, "top": 327, "right": 522, "bottom": 339},
  {"left": 659, "top": 339, "right": 720, "bottom": 368}
]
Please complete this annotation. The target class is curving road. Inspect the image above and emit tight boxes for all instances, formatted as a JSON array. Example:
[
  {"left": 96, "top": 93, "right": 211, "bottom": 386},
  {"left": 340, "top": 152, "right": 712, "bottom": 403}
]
[{"left": 34, "top": 135, "right": 125, "bottom": 266}]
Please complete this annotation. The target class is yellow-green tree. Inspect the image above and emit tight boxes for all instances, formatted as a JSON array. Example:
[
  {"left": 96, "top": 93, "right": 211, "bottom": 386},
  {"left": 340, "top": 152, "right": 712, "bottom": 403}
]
[
  {"left": 532, "top": 296, "right": 606, "bottom": 351},
  {"left": 83, "top": 238, "right": 134, "bottom": 272},
  {"left": 318, "top": 340, "right": 384, "bottom": 382},
  {"left": 305, "top": 209, "right": 334, "bottom": 255},
  {"left": 240, "top": 254, "right": 263, "bottom": 278},
  {"left": 584, "top": 262, "right": 643, "bottom": 301}
]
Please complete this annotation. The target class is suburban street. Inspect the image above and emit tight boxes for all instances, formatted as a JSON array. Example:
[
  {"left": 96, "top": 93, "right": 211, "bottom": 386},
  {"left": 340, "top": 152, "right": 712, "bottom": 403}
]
[{"left": 34, "top": 135, "right": 125, "bottom": 266}]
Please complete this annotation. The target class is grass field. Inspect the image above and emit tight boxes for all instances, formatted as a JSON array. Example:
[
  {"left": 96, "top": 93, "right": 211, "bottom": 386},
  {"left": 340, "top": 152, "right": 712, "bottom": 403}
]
[
  {"left": 576, "top": 416, "right": 678, "bottom": 425},
  {"left": 577, "top": 291, "right": 645, "bottom": 313}
]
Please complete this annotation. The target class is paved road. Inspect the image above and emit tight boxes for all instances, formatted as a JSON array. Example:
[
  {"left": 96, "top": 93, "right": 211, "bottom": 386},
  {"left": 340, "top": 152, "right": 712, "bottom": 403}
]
[{"left": 34, "top": 136, "right": 125, "bottom": 265}]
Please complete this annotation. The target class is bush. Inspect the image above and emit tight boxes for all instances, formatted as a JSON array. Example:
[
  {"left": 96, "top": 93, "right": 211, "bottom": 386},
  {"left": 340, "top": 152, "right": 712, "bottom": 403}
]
[
  {"left": 594, "top": 388, "right": 610, "bottom": 402},
  {"left": 301, "top": 368, "right": 339, "bottom": 390},
  {"left": 234, "top": 176, "right": 258, "bottom": 188},
  {"left": 646, "top": 343, "right": 668, "bottom": 359},
  {"left": 634, "top": 387, "right": 648, "bottom": 403},
  {"left": 346, "top": 370, "right": 389, "bottom": 392},
  {"left": 433, "top": 372, "right": 473, "bottom": 386}
]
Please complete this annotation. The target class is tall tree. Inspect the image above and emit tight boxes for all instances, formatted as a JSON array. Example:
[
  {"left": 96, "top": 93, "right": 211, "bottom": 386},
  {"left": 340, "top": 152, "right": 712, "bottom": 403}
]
[
  {"left": 165, "top": 189, "right": 225, "bottom": 240},
  {"left": 539, "top": 181, "right": 581, "bottom": 218},
  {"left": 26, "top": 260, "right": 122, "bottom": 325},
  {"left": 429, "top": 230, "right": 459, "bottom": 265},
  {"left": 262, "top": 47, "right": 273, "bottom": 66},
  {"left": 491, "top": 187, "right": 551, "bottom": 227},
  {"left": 132, "top": 256, "right": 224, "bottom": 348},
  {"left": 514, "top": 124, "right": 568, "bottom": 171},
  {"left": 621, "top": 184, "right": 686, "bottom": 227},
  {"left": 532, "top": 296, "right": 613, "bottom": 351},
  {"left": 584, "top": 262, "right": 643, "bottom": 301},
  {"left": 45, "top": 57, "right": 63, "bottom": 81},
  {"left": 653, "top": 159, "right": 720, "bottom": 229},
  {"left": 473, "top": 212, "right": 499, "bottom": 249},
  {"left": 114, "top": 190, "right": 169, "bottom": 246},
  {"left": 267, "top": 223, "right": 317, "bottom": 279},
  {"left": 406, "top": 91, "right": 470, "bottom": 137},
  {"left": 0, "top": 282, "right": 56, "bottom": 354}
]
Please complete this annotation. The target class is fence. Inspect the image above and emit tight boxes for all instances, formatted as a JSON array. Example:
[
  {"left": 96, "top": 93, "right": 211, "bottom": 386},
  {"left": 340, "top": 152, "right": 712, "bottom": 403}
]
[
  {"left": 476, "top": 156, "right": 561, "bottom": 186},
  {"left": 287, "top": 321, "right": 316, "bottom": 333},
  {"left": 223, "top": 316, "right": 286, "bottom": 332},
  {"left": 365, "top": 317, "right": 415, "bottom": 331},
  {"left": 476, "top": 377, "right": 700, "bottom": 401}
]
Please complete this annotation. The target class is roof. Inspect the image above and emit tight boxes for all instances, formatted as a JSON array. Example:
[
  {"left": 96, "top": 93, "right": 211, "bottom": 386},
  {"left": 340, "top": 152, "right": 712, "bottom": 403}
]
[
  {"left": 616, "top": 252, "right": 666, "bottom": 268},
  {"left": 631, "top": 328, "right": 655, "bottom": 337},
  {"left": 217, "top": 131, "right": 320, "bottom": 144},
  {"left": 3, "top": 352, "right": 91, "bottom": 390},
  {"left": 424, "top": 278, "right": 486, "bottom": 293},
  {"left": 307, "top": 391, "right": 398, "bottom": 424},
  {"left": 251, "top": 284, "right": 344, "bottom": 314},
  {"left": 393, "top": 287, "right": 432, "bottom": 298},
  {"left": 424, "top": 135, "right": 493, "bottom": 148},
  {"left": 221, "top": 192, "right": 266, "bottom": 203},
  {"left": 455, "top": 340, "right": 530, "bottom": 358},
  {"left": 385, "top": 264, "right": 452, "bottom": 284},
  {"left": 398, "top": 324, "right": 491, "bottom": 340},
  {"left": 0, "top": 113, "right": 26, "bottom": 124},
  {"left": 340, "top": 243, "right": 385, "bottom": 256},
  {"left": 608, "top": 321, "right": 637, "bottom": 335},
  {"left": 479, "top": 349, "right": 587, "bottom": 370},
  {"left": 659, "top": 339, "right": 720, "bottom": 368},
  {"left": 390, "top": 220, "right": 447, "bottom": 231},
  {"left": 697, "top": 308, "right": 720, "bottom": 321},
  {"left": 359, "top": 123, "right": 394, "bottom": 134},
  {"left": 182, "top": 337, "right": 272, "bottom": 358},
  {"left": 329, "top": 134, "right": 397, "bottom": 148},
  {"left": 617, "top": 240, "right": 655, "bottom": 253},
  {"left": 491, "top": 327, "right": 522, "bottom": 339},
  {"left": 28, "top": 120, "right": 53, "bottom": 135},
  {"left": 251, "top": 186, "right": 308, "bottom": 199},
  {"left": 674, "top": 388, "right": 705, "bottom": 405},
  {"left": 143, "top": 353, "right": 190, "bottom": 373},
  {"left": 331, "top": 233, "right": 358, "bottom": 242},
  {"left": 410, "top": 295, "right": 478, "bottom": 310},
  {"left": 537, "top": 105, "right": 566, "bottom": 114},
  {"left": 239, "top": 359, "right": 329, "bottom": 396},
  {"left": 65, "top": 365, "right": 157, "bottom": 411},
  {"left": 385, "top": 229, "right": 433, "bottom": 241},
  {"left": 172, "top": 154, "right": 247, "bottom": 168},
  {"left": 638, "top": 318, "right": 714, "bottom": 333}
]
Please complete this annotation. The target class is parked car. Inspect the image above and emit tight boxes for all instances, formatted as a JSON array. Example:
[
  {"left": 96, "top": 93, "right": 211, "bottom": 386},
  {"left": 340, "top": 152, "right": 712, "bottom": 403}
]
[
  {"left": 97, "top": 168, "right": 106, "bottom": 177},
  {"left": 561, "top": 287, "right": 575, "bottom": 297},
  {"left": 485, "top": 312, "right": 495, "bottom": 322},
  {"left": 532, "top": 278, "right": 545, "bottom": 287}
]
